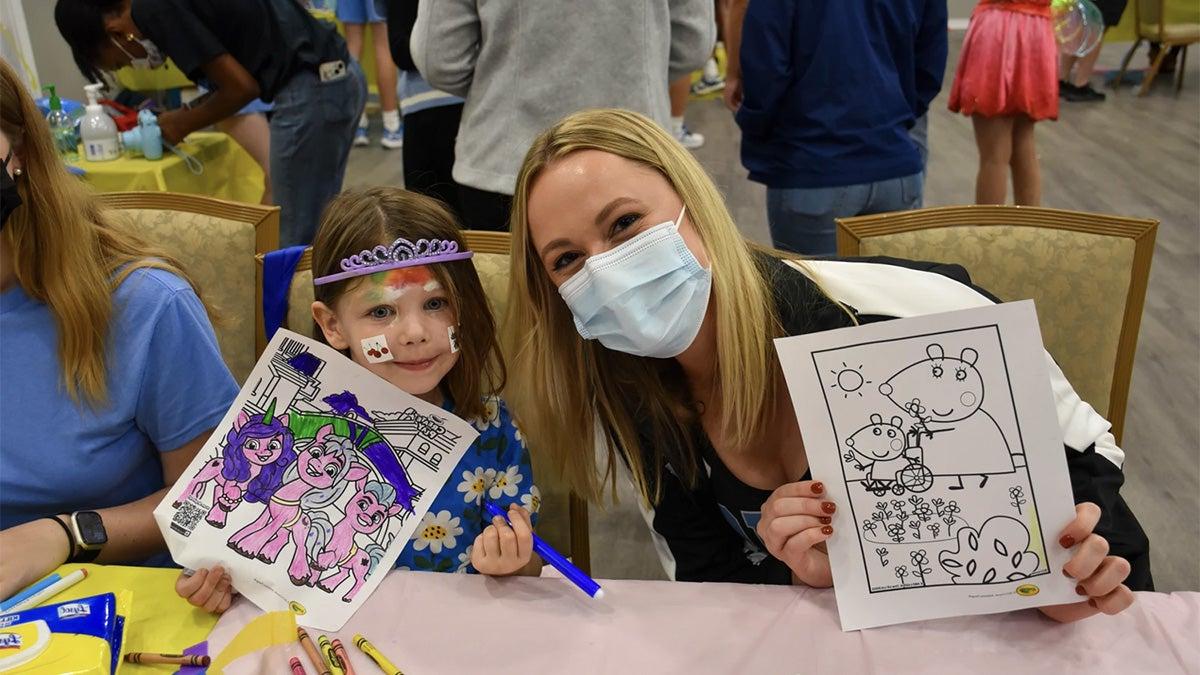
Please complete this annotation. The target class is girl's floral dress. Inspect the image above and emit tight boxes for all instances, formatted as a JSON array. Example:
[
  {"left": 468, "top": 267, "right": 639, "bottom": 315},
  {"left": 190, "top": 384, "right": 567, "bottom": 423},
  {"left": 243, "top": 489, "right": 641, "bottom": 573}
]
[{"left": 393, "top": 396, "right": 540, "bottom": 573}]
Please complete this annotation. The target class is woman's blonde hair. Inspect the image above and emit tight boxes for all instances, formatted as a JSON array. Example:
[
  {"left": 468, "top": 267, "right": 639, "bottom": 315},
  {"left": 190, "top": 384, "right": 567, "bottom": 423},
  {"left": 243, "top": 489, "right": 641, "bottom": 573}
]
[
  {"left": 504, "top": 109, "right": 784, "bottom": 505},
  {"left": 310, "top": 187, "right": 504, "bottom": 423},
  {"left": 0, "top": 58, "right": 210, "bottom": 406}
]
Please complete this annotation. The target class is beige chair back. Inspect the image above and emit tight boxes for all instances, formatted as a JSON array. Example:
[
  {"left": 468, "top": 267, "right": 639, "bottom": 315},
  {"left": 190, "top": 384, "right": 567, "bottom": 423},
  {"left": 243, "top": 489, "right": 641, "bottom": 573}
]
[
  {"left": 255, "top": 230, "right": 591, "bottom": 571},
  {"left": 837, "top": 205, "right": 1156, "bottom": 444},
  {"left": 99, "top": 191, "right": 278, "bottom": 384}
]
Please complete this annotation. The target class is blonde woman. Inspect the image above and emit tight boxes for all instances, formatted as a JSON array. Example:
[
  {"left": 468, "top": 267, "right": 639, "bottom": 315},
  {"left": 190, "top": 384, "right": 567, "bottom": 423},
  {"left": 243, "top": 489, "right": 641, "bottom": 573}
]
[
  {"left": 504, "top": 109, "right": 1150, "bottom": 622},
  {"left": 0, "top": 59, "right": 237, "bottom": 602}
]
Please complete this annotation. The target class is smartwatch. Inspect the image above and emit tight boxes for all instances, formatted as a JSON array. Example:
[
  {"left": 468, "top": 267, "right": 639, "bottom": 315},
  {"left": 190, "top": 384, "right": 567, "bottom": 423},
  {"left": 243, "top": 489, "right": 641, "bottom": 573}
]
[{"left": 66, "top": 511, "right": 108, "bottom": 563}]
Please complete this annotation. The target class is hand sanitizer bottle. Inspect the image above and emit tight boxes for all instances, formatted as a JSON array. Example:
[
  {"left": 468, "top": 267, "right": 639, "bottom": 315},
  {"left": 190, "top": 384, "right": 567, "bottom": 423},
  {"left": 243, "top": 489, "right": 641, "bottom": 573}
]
[
  {"left": 80, "top": 83, "right": 119, "bottom": 162},
  {"left": 43, "top": 85, "right": 79, "bottom": 161}
]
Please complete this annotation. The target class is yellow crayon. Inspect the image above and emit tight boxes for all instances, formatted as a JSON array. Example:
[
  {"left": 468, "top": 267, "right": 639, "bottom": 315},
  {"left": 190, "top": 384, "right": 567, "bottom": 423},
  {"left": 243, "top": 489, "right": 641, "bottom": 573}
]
[
  {"left": 353, "top": 634, "right": 404, "bottom": 675},
  {"left": 317, "top": 634, "right": 346, "bottom": 675}
]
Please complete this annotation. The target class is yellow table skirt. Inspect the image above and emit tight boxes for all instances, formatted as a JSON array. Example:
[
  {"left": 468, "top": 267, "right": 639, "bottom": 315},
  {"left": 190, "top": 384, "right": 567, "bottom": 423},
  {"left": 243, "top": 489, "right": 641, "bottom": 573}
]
[
  {"left": 49, "top": 563, "right": 218, "bottom": 675},
  {"left": 74, "top": 131, "right": 265, "bottom": 205}
]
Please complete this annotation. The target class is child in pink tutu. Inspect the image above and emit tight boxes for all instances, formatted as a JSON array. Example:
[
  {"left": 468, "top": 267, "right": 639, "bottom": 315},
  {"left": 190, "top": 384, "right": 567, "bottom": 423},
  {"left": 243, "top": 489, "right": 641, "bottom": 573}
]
[{"left": 949, "top": 0, "right": 1058, "bottom": 205}]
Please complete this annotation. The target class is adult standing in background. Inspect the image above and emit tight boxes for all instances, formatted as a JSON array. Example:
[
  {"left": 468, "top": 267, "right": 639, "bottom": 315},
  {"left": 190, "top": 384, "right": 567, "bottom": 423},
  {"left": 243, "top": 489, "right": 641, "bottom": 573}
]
[
  {"left": 727, "top": 0, "right": 947, "bottom": 256},
  {"left": 411, "top": 0, "right": 714, "bottom": 231},
  {"left": 384, "top": 0, "right": 464, "bottom": 216},
  {"left": 55, "top": 0, "right": 367, "bottom": 247}
]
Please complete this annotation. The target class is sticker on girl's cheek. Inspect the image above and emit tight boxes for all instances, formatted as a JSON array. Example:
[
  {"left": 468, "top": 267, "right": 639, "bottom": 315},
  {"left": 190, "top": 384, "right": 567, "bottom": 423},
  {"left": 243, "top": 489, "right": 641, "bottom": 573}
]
[
  {"left": 361, "top": 334, "right": 393, "bottom": 363},
  {"left": 448, "top": 326, "right": 460, "bottom": 353}
]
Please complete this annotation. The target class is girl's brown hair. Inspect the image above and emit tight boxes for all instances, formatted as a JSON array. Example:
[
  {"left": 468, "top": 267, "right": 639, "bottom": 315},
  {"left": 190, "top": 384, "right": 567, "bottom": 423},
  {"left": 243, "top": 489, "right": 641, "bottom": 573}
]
[
  {"left": 0, "top": 58, "right": 210, "bottom": 405},
  {"left": 310, "top": 187, "right": 504, "bottom": 422}
]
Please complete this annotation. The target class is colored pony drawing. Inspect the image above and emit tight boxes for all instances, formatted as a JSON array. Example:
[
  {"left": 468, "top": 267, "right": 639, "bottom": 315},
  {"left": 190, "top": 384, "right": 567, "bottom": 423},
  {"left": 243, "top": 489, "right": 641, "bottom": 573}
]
[
  {"left": 303, "top": 481, "right": 404, "bottom": 601},
  {"left": 173, "top": 403, "right": 295, "bottom": 528},
  {"left": 227, "top": 424, "right": 370, "bottom": 585}
]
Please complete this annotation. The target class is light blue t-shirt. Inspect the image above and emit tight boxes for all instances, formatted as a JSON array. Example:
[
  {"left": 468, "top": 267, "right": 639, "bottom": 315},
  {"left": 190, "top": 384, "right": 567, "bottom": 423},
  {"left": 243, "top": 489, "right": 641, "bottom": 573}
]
[{"left": 0, "top": 268, "right": 239, "bottom": 531}]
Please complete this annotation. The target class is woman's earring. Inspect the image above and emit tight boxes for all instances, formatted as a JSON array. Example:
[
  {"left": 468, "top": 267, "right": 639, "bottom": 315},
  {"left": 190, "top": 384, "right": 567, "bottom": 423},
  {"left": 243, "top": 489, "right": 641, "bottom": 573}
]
[
  {"left": 12, "top": 168, "right": 21, "bottom": 177},
  {"left": 126, "top": 33, "right": 136, "bottom": 42}
]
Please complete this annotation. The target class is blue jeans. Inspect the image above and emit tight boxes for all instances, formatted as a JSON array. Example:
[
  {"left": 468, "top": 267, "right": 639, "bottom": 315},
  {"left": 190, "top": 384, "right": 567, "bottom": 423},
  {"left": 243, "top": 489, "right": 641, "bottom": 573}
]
[
  {"left": 270, "top": 59, "right": 367, "bottom": 246},
  {"left": 766, "top": 172, "right": 924, "bottom": 256}
]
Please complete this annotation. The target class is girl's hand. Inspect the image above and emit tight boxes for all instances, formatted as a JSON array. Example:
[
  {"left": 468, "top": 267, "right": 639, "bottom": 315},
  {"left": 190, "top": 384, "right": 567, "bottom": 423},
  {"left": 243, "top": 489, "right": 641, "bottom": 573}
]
[
  {"left": 175, "top": 566, "right": 234, "bottom": 614},
  {"left": 0, "top": 518, "right": 73, "bottom": 600},
  {"left": 471, "top": 505, "right": 536, "bottom": 577},
  {"left": 757, "top": 480, "right": 835, "bottom": 587},
  {"left": 1039, "top": 503, "right": 1135, "bottom": 623}
]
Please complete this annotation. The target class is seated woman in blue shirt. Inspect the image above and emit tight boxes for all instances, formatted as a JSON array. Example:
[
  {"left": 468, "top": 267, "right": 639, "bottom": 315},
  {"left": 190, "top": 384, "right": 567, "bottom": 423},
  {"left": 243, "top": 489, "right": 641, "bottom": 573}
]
[{"left": 0, "top": 59, "right": 238, "bottom": 599}]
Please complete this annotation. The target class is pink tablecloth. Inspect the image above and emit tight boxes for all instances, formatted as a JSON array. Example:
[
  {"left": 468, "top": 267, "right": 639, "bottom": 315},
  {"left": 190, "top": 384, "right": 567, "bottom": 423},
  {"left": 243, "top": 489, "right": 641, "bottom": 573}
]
[{"left": 209, "top": 572, "right": 1200, "bottom": 674}]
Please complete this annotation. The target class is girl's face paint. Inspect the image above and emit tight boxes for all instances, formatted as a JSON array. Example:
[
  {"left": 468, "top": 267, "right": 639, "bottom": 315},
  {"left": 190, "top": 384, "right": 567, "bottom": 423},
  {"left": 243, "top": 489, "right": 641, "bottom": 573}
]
[
  {"left": 331, "top": 265, "right": 460, "bottom": 404},
  {"left": 360, "top": 334, "right": 393, "bottom": 363}
]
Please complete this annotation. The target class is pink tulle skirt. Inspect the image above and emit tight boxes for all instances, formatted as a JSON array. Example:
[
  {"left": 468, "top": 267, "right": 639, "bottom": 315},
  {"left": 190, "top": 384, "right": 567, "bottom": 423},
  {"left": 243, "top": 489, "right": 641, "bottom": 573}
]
[{"left": 948, "top": 4, "right": 1059, "bottom": 121}]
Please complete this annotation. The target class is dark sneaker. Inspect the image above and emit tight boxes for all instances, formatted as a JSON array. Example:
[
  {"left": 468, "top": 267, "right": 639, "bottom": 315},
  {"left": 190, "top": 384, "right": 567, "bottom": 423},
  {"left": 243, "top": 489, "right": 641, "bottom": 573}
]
[
  {"left": 1059, "top": 80, "right": 1076, "bottom": 98},
  {"left": 1063, "top": 83, "right": 1106, "bottom": 102}
]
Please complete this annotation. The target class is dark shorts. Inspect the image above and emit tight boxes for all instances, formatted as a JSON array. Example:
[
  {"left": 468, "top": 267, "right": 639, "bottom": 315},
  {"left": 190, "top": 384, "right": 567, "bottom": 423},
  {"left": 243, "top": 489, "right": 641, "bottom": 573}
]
[{"left": 1092, "top": 0, "right": 1128, "bottom": 29}]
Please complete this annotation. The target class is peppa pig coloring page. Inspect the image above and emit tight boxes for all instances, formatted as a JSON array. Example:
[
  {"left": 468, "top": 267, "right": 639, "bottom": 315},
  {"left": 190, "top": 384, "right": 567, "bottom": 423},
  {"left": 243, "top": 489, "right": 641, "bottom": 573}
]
[
  {"left": 776, "top": 301, "right": 1079, "bottom": 630},
  {"left": 153, "top": 330, "right": 478, "bottom": 631}
]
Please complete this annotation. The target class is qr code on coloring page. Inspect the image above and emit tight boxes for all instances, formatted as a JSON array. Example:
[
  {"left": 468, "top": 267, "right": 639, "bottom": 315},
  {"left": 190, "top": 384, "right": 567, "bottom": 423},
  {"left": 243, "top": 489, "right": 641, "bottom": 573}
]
[{"left": 170, "top": 497, "right": 208, "bottom": 537}]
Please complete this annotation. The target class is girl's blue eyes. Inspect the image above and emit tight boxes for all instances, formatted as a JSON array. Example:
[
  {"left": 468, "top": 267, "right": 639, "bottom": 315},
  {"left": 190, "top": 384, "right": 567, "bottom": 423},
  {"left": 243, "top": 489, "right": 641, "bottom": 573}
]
[{"left": 366, "top": 298, "right": 449, "bottom": 319}]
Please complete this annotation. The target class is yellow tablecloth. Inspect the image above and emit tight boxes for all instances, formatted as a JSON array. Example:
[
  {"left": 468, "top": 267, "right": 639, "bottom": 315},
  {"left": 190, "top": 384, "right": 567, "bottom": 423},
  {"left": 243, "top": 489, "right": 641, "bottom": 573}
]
[
  {"left": 74, "top": 131, "right": 264, "bottom": 204},
  {"left": 49, "top": 563, "right": 218, "bottom": 675}
]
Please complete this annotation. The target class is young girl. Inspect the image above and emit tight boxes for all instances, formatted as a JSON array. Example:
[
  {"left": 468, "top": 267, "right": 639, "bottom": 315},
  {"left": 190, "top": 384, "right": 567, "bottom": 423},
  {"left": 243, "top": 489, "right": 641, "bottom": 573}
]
[
  {"left": 949, "top": 0, "right": 1058, "bottom": 205},
  {"left": 177, "top": 188, "right": 541, "bottom": 611}
]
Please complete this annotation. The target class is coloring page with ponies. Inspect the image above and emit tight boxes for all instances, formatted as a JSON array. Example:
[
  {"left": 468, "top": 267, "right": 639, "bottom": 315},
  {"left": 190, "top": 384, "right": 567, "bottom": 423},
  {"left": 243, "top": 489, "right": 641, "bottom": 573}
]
[
  {"left": 154, "top": 330, "right": 477, "bottom": 630},
  {"left": 776, "top": 301, "right": 1079, "bottom": 630}
]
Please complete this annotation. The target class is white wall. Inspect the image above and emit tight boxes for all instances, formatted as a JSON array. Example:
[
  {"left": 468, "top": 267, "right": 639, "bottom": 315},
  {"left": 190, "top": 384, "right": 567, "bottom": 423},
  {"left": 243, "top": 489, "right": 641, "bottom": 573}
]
[{"left": 19, "top": 0, "right": 89, "bottom": 99}]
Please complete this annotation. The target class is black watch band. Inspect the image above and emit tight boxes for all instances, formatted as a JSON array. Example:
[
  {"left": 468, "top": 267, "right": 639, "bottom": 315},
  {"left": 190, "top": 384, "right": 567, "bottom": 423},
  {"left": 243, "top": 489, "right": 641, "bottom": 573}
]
[
  {"left": 42, "top": 516, "right": 76, "bottom": 564},
  {"left": 60, "top": 512, "right": 106, "bottom": 564}
]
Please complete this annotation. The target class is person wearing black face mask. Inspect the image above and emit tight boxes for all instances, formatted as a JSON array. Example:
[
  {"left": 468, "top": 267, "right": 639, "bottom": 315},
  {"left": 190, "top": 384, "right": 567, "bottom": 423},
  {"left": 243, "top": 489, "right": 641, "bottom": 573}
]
[
  {"left": 0, "top": 150, "right": 21, "bottom": 228},
  {"left": 0, "top": 59, "right": 238, "bottom": 600}
]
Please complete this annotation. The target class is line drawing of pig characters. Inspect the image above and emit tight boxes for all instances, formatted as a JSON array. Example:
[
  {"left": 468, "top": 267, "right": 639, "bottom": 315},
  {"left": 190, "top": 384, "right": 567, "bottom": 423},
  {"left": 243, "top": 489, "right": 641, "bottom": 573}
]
[{"left": 878, "top": 343, "right": 1023, "bottom": 490}]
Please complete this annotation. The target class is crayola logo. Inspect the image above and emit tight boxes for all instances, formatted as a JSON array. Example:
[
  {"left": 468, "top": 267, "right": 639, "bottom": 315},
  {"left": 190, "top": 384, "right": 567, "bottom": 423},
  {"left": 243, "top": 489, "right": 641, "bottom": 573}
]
[
  {"left": 1015, "top": 584, "right": 1040, "bottom": 597},
  {"left": 289, "top": 601, "right": 307, "bottom": 615},
  {"left": 0, "top": 633, "right": 21, "bottom": 649}
]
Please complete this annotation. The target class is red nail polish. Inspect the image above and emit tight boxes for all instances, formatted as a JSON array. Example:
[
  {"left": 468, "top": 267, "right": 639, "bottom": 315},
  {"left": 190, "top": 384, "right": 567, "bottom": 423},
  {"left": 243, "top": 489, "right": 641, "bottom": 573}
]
[
  {"left": 822, "top": 502, "right": 836, "bottom": 514},
  {"left": 820, "top": 516, "right": 831, "bottom": 525},
  {"left": 812, "top": 482, "right": 825, "bottom": 494},
  {"left": 1075, "top": 584, "right": 1086, "bottom": 596},
  {"left": 821, "top": 526, "right": 834, "bottom": 536},
  {"left": 1060, "top": 534, "right": 1076, "bottom": 549}
]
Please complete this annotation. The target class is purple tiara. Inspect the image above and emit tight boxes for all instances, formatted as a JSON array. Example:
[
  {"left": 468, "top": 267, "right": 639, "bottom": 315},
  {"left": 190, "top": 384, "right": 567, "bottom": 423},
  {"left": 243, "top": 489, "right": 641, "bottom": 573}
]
[{"left": 313, "top": 236, "right": 474, "bottom": 285}]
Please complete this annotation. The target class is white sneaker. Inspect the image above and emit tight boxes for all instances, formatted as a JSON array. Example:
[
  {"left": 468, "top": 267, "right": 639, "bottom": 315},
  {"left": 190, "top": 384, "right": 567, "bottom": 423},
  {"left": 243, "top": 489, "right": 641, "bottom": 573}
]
[
  {"left": 380, "top": 127, "right": 403, "bottom": 149},
  {"left": 353, "top": 126, "right": 370, "bottom": 147},
  {"left": 676, "top": 125, "right": 704, "bottom": 150}
]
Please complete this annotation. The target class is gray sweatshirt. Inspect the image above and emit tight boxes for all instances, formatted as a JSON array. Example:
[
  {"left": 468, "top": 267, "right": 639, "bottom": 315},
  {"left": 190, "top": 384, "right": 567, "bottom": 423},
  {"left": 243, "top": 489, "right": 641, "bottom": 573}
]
[{"left": 412, "top": 0, "right": 715, "bottom": 195}]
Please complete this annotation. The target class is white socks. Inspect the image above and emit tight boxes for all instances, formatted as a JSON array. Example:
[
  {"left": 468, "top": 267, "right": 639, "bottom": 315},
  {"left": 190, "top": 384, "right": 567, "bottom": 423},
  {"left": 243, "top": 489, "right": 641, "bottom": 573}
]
[
  {"left": 671, "top": 116, "right": 685, "bottom": 136},
  {"left": 382, "top": 109, "right": 401, "bottom": 133}
]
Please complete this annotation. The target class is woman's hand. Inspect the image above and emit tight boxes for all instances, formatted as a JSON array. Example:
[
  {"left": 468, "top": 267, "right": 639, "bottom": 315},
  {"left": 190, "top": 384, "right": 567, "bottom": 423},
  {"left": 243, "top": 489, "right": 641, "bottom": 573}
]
[
  {"left": 1039, "top": 502, "right": 1135, "bottom": 623},
  {"left": 757, "top": 480, "right": 835, "bottom": 587},
  {"left": 0, "top": 518, "right": 73, "bottom": 600},
  {"left": 175, "top": 566, "right": 234, "bottom": 614},
  {"left": 470, "top": 505, "right": 539, "bottom": 577}
]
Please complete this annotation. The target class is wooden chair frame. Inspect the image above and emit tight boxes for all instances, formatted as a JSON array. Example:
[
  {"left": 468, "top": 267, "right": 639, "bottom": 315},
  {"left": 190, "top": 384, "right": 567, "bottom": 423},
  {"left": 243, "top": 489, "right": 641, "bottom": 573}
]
[
  {"left": 1115, "top": 0, "right": 1199, "bottom": 96},
  {"left": 100, "top": 191, "right": 279, "bottom": 378},
  {"left": 836, "top": 205, "right": 1157, "bottom": 444},
  {"left": 254, "top": 230, "right": 592, "bottom": 573}
]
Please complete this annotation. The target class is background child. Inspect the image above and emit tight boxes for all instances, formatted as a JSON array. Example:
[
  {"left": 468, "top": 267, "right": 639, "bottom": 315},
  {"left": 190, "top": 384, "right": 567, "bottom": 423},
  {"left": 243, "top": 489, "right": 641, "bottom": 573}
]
[
  {"left": 949, "top": 0, "right": 1058, "bottom": 206},
  {"left": 178, "top": 188, "right": 540, "bottom": 611}
]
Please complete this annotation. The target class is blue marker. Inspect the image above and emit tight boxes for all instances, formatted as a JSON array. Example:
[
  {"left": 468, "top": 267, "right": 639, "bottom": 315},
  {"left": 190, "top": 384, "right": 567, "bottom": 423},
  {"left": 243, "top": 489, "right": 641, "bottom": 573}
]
[
  {"left": 483, "top": 502, "right": 604, "bottom": 599},
  {"left": 0, "top": 573, "right": 62, "bottom": 612}
]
